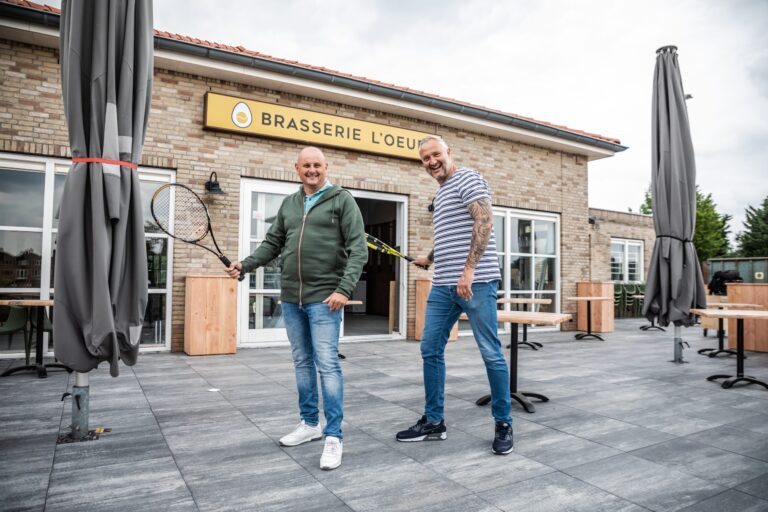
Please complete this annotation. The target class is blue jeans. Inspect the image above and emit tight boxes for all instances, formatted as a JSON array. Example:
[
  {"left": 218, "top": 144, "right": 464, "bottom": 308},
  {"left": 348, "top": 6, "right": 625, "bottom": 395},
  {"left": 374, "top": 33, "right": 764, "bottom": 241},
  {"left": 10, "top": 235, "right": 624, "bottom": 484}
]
[
  {"left": 282, "top": 302, "right": 344, "bottom": 439},
  {"left": 421, "top": 280, "right": 512, "bottom": 425}
]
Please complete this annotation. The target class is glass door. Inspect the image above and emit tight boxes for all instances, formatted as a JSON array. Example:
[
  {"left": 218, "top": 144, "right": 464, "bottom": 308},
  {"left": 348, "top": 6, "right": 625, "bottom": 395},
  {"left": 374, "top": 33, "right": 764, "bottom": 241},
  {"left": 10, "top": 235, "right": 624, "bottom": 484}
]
[{"left": 239, "top": 180, "right": 295, "bottom": 344}]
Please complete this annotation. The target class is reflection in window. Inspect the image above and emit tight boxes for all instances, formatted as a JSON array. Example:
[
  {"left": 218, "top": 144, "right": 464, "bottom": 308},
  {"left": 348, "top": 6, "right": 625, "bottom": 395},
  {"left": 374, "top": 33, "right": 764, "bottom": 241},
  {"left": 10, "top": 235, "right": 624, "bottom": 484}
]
[
  {"left": 0, "top": 169, "right": 45, "bottom": 228},
  {"left": 146, "top": 237, "right": 168, "bottom": 288},
  {"left": 52, "top": 174, "right": 67, "bottom": 229},
  {"left": 250, "top": 192, "right": 285, "bottom": 237},
  {"left": 493, "top": 215, "right": 504, "bottom": 252},
  {"left": 141, "top": 293, "right": 165, "bottom": 345},
  {"left": 509, "top": 256, "right": 531, "bottom": 290},
  {"left": 249, "top": 294, "right": 283, "bottom": 329},
  {"left": 0, "top": 232, "right": 43, "bottom": 288},
  {"left": 140, "top": 180, "right": 164, "bottom": 234},
  {"left": 534, "top": 221, "right": 556, "bottom": 255},
  {"left": 534, "top": 257, "right": 555, "bottom": 291},
  {"left": 248, "top": 241, "right": 282, "bottom": 290},
  {"left": 511, "top": 218, "right": 531, "bottom": 254}
]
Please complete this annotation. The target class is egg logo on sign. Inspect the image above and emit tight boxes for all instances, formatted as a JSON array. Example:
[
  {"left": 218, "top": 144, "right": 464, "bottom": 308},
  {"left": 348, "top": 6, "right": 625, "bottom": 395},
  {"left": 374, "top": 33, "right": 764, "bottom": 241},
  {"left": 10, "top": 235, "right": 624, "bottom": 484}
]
[{"left": 231, "top": 102, "right": 252, "bottom": 128}]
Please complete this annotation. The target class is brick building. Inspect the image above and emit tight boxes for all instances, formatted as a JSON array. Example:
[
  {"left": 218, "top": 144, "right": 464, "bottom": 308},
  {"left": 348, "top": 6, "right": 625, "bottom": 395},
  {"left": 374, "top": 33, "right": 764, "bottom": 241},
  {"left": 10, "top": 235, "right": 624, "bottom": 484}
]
[{"left": 1, "top": 1, "right": 653, "bottom": 355}]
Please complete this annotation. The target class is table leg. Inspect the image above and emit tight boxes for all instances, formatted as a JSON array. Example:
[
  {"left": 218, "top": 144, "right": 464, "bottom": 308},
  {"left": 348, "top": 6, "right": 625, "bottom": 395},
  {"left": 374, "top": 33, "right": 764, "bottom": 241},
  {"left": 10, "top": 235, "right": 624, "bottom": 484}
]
[
  {"left": 699, "top": 310, "right": 739, "bottom": 358},
  {"left": 708, "top": 319, "right": 768, "bottom": 391},
  {"left": 1, "top": 306, "right": 47, "bottom": 378},
  {"left": 476, "top": 322, "right": 548, "bottom": 413},
  {"left": 575, "top": 300, "right": 604, "bottom": 341},
  {"left": 518, "top": 304, "right": 542, "bottom": 350},
  {"left": 640, "top": 317, "right": 666, "bottom": 332}
]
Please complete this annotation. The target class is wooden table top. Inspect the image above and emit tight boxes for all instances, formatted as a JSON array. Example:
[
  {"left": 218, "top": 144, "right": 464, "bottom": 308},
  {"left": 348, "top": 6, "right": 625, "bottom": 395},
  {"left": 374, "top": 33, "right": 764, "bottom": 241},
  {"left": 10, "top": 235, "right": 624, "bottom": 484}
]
[
  {"left": 497, "top": 298, "right": 552, "bottom": 305},
  {"left": 461, "top": 311, "right": 572, "bottom": 326},
  {"left": 706, "top": 303, "right": 760, "bottom": 309},
  {"left": 0, "top": 299, "right": 53, "bottom": 307},
  {"left": 567, "top": 296, "right": 613, "bottom": 302},
  {"left": 691, "top": 308, "right": 768, "bottom": 320}
]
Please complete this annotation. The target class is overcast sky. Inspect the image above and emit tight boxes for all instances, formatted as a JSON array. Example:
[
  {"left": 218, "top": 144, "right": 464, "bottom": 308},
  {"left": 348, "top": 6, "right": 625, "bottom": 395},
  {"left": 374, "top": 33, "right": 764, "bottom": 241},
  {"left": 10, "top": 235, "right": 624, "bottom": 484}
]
[{"left": 50, "top": 0, "right": 768, "bottom": 242}]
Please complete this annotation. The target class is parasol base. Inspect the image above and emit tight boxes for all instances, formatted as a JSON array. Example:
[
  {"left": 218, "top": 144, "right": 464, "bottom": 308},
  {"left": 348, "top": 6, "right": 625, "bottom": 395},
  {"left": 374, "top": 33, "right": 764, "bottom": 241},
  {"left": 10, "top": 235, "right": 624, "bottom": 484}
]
[{"left": 57, "top": 427, "right": 112, "bottom": 444}]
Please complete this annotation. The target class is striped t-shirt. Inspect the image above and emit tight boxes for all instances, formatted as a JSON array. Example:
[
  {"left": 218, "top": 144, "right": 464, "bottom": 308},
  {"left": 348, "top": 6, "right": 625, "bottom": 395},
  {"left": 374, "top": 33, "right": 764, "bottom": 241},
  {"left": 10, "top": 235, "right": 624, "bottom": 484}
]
[{"left": 432, "top": 168, "right": 501, "bottom": 286}]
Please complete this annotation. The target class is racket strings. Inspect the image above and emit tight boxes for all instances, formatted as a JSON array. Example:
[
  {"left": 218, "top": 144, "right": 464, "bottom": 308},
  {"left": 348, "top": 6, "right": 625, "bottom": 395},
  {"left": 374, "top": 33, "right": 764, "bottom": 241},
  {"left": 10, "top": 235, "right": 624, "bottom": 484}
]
[{"left": 153, "top": 186, "right": 209, "bottom": 242}]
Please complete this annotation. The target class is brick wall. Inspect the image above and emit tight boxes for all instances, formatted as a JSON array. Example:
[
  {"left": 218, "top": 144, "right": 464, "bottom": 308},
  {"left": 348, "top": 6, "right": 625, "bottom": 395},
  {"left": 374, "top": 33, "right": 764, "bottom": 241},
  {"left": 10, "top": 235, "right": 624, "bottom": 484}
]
[
  {"left": 2, "top": 38, "right": 601, "bottom": 349},
  {"left": 588, "top": 208, "right": 655, "bottom": 282}
]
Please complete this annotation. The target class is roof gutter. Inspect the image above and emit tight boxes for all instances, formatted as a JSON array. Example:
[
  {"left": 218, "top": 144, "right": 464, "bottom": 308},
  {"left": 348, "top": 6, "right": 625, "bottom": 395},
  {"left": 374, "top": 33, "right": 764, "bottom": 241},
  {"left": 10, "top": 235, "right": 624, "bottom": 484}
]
[{"left": 0, "top": 1, "right": 627, "bottom": 153}]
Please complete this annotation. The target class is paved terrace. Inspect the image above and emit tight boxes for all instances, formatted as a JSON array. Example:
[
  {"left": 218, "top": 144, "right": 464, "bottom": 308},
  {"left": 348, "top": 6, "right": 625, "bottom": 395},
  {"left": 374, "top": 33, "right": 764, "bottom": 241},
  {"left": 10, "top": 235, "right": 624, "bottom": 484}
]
[{"left": 2, "top": 319, "right": 768, "bottom": 512}]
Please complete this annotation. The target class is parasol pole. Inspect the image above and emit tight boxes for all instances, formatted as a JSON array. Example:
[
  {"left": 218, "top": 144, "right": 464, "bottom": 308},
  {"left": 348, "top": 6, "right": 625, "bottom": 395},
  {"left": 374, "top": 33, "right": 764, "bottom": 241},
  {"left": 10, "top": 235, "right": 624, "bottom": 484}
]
[{"left": 71, "top": 371, "right": 90, "bottom": 437}]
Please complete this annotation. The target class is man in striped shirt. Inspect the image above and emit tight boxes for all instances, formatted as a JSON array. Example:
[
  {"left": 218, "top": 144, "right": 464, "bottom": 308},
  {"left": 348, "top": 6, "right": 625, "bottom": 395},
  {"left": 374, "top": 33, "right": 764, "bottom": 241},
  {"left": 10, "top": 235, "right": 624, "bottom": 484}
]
[{"left": 395, "top": 136, "right": 514, "bottom": 455}]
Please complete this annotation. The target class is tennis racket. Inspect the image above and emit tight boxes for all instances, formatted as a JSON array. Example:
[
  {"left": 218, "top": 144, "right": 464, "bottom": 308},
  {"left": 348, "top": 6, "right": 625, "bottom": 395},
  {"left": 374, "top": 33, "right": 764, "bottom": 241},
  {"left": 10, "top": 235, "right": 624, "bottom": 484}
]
[
  {"left": 151, "top": 183, "right": 245, "bottom": 281},
  {"left": 365, "top": 233, "right": 429, "bottom": 270}
]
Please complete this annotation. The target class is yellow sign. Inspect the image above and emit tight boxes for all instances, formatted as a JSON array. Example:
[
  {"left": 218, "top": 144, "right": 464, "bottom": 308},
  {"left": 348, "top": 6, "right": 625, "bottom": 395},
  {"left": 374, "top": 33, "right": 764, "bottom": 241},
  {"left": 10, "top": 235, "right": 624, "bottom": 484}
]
[{"left": 204, "top": 92, "right": 432, "bottom": 160}]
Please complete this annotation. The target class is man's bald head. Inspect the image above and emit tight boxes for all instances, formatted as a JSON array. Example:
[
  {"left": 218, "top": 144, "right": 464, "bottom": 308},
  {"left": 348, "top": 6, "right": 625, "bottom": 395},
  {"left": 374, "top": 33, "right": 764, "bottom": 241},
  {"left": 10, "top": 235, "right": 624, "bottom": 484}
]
[{"left": 295, "top": 146, "right": 329, "bottom": 194}]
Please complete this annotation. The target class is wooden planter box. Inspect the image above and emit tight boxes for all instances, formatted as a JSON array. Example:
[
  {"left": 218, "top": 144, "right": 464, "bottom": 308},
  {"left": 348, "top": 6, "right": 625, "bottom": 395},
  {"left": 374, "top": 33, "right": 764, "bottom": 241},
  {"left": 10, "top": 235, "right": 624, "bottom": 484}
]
[
  {"left": 576, "top": 281, "right": 614, "bottom": 333},
  {"left": 727, "top": 283, "right": 768, "bottom": 352},
  {"left": 184, "top": 275, "right": 237, "bottom": 355}
]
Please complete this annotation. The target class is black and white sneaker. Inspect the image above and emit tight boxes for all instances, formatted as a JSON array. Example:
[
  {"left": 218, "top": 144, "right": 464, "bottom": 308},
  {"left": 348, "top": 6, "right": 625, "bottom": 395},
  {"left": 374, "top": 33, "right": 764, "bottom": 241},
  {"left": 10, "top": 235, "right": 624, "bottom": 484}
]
[
  {"left": 396, "top": 416, "right": 447, "bottom": 442},
  {"left": 492, "top": 422, "right": 514, "bottom": 454}
]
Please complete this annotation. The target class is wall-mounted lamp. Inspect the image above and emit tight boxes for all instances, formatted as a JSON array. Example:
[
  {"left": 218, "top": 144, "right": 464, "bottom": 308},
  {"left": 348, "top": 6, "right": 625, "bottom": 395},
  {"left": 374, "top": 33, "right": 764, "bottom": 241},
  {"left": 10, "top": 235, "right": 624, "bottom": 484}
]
[{"left": 204, "top": 171, "right": 226, "bottom": 195}]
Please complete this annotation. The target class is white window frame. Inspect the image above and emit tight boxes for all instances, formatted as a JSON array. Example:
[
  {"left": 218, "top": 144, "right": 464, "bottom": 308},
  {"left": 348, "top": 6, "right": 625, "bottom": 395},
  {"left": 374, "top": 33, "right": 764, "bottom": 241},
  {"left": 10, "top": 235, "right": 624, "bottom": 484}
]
[
  {"left": 0, "top": 152, "right": 175, "bottom": 356},
  {"left": 611, "top": 238, "right": 644, "bottom": 283},
  {"left": 459, "top": 207, "right": 561, "bottom": 336}
]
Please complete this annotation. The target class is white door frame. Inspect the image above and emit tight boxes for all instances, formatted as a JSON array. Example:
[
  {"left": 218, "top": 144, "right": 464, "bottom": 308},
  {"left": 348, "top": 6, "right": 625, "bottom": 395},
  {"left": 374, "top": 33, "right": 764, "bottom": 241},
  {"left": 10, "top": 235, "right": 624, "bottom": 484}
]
[{"left": 237, "top": 178, "right": 409, "bottom": 347}]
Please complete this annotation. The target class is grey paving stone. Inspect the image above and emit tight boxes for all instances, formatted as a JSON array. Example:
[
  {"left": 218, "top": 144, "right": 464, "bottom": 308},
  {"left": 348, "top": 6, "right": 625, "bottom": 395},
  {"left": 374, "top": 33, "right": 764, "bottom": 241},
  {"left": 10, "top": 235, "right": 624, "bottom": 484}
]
[
  {"left": 537, "top": 409, "right": 676, "bottom": 451},
  {"left": 513, "top": 427, "right": 623, "bottom": 470},
  {"left": 45, "top": 456, "right": 193, "bottom": 511},
  {"left": 678, "top": 489, "right": 768, "bottom": 512},
  {"left": 565, "top": 453, "right": 725, "bottom": 511},
  {"left": 0, "top": 472, "right": 50, "bottom": 512},
  {"left": 479, "top": 471, "right": 647, "bottom": 512},
  {"left": 687, "top": 425, "right": 768, "bottom": 462},
  {"left": 737, "top": 473, "right": 768, "bottom": 500},
  {"left": 631, "top": 437, "right": 768, "bottom": 488}
]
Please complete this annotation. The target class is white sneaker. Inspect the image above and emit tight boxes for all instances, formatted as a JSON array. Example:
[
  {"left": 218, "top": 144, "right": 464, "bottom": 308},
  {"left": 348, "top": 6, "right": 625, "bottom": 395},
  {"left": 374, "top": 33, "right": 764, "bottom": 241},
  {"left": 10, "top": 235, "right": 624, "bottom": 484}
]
[
  {"left": 279, "top": 420, "right": 322, "bottom": 447},
  {"left": 319, "top": 436, "right": 343, "bottom": 470}
]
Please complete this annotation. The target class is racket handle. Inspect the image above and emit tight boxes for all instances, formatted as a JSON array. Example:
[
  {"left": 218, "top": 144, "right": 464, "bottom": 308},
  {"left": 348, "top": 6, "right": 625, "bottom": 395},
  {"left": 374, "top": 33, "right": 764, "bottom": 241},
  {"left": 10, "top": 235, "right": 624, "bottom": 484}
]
[
  {"left": 220, "top": 256, "right": 246, "bottom": 281},
  {"left": 404, "top": 255, "right": 430, "bottom": 270}
]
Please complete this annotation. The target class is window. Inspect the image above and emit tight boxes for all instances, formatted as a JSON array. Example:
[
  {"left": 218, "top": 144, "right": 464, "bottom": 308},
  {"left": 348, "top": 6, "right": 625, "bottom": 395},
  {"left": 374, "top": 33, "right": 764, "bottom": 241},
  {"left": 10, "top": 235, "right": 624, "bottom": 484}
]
[
  {"left": 611, "top": 239, "right": 644, "bottom": 282},
  {"left": 459, "top": 208, "right": 560, "bottom": 333},
  {"left": 0, "top": 153, "right": 174, "bottom": 353}
]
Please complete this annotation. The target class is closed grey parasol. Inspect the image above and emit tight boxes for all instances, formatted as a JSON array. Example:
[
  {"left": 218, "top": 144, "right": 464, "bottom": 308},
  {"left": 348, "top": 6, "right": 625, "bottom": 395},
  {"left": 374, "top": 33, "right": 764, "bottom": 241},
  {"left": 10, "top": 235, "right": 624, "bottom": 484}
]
[
  {"left": 55, "top": 0, "right": 154, "bottom": 377},
  {"left": 643, "top": 46, "right": 707, "bottom": 361}
]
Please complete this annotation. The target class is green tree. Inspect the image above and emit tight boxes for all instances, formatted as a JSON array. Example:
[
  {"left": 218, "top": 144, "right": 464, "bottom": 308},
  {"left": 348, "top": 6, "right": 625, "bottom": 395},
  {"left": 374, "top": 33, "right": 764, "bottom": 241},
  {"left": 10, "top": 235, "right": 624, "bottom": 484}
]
[
  {"left": 639, "top": 184, "right": 653, "bottom": 215},
  {"left": 641, "top": 185, "right": 731, "bottom": 261},
  {"left": 736, "top": 196, "right": 768, "bottom": 257},
  {"left": 693, "top": 189, "right": 731, "bottom": 262}
]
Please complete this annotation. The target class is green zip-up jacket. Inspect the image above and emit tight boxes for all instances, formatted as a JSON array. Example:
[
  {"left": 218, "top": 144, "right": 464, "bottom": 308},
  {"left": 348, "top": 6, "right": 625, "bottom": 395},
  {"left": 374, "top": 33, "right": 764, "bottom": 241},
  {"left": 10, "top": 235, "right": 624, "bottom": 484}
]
[{"left": 240, "top": 184, "right": 368, "bottom": 305}]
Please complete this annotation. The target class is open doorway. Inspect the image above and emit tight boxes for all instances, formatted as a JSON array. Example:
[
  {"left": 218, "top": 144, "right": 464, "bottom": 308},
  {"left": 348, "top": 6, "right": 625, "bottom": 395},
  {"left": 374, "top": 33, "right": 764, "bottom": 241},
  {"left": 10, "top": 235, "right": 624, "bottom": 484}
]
[{"left": 345, "top": 197, "right": 402, "bottom": 337}]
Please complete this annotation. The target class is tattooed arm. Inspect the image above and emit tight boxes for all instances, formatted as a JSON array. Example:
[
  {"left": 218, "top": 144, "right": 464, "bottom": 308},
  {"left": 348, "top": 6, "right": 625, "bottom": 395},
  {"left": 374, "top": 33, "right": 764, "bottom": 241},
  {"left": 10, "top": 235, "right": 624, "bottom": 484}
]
[
  {"left": 465, "top": 198, "right": 494, "bottom": 269},
  {"left": 457, "top": 197, "right": 493, "bottom": 298}
]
